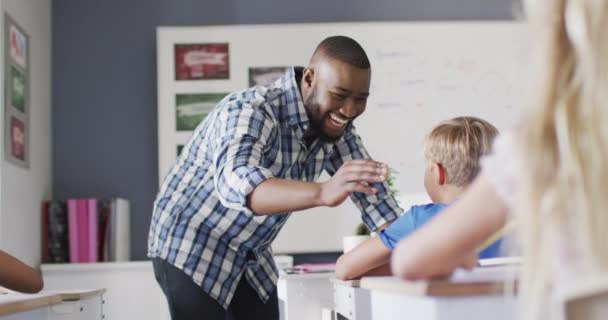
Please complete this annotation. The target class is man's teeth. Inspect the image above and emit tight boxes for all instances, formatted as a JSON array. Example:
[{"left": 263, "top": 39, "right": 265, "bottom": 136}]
[{"left": 329, "top": 113, "right": 348, "bottom": 126}]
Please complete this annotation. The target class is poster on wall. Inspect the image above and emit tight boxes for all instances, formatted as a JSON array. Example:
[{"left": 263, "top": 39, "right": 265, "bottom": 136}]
[
  {"left": 174, "top": 43, "right": 229, "bottom": 80},
  {"left": 175, "top": 93, "right": 227, "bottom": 131},
  {"left": 4, "top": 14, "right": 29, "bottom": 168},
  {"left": 248, "top": 66, "right": 288, "bottom": 87},
  {"left": 10, "top": 116, "right": 25, "bottom": 161}
]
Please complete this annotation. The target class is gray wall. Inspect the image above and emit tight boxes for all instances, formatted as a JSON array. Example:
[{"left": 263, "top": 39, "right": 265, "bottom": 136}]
[{"left": 52, "top": 0, "right": 516, "bottom": 260}]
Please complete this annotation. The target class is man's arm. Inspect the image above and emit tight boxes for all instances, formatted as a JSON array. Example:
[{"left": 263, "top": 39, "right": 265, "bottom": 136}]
[
  {"left": 324, "top": 127, "right": 402, "bottom": 230},
  {"left": 335, "top": 236, "right": 391, "bottom": 280},
  {"left": 247, "top": 159, "right": 388, "bottom": 215},
  {"left": 213, "top": 104, "right": 388, "bottom": 216}
]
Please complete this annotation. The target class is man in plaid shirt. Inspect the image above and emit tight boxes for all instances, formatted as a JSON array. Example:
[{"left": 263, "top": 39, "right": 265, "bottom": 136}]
[{"left": 148, "top": 35, "right": 402, "bottom": 320}]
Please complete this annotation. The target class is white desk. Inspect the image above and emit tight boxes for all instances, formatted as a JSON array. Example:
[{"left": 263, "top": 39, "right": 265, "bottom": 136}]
[
  {"left": 360, "top": 268, "right": 517, "bottom": 320},
  {"left": 0, "top": 289, "right": 105, "bottom": 320},
  {"left": 48, "top": 289, "right": 105, "bottom": 320},
  {"left": 42, "top": 262, "right": 168, "bottom": 320},
  {"left": 331, "top": 279, "right": 370, "bottom": 320},
  {"left": 277, "top": 272, "right": 334, "bottom": 320},
  {"left": 42, "top": 258, "right": 291, "bottom": 320},
  {"left": 0, "top": 292, "right": 61, "bottom": 320}
]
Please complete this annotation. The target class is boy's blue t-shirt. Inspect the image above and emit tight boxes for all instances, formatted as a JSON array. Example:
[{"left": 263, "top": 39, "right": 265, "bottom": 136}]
[{"left": 378, "top": 203, "right": 502, "bottom": 259}]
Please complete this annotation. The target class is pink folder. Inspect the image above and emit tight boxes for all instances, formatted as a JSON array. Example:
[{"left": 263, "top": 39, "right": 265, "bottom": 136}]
[
  {"left": 77, "top": 199, "right": 89, "bottom": 263},
  {"left": 87, "top": 198, "right": 99, "bottom": 262},
  {"left": 67, "top": 199, "right": 79, "bottom": 263}
]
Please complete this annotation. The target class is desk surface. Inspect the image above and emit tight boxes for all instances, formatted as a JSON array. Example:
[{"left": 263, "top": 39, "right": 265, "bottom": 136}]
[
  {"left": 0, "top": 289, "right": 105, "bottom": 316},
  {"left": 0, "top": 293, "right": 62, "bottom": 316},
  {"left": 361, "top": 267, "right": 518, "bottom": 296},
  {"left": 279, "top": 272, "right": 334, "bottom": 280},
  {"left": 42, "top": 261, "right": 152, "bottom": 272},
  {"left": 330, "top": 278, "right": 361, "bottom": 287},
  {"left": 44, "top": 289, "right": 106, "bottom": 301}
]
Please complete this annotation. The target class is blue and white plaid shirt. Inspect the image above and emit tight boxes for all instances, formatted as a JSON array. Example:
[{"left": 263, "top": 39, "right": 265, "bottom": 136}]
[{"left": 148, "top": 67, "right": 401, "bottom": 308}]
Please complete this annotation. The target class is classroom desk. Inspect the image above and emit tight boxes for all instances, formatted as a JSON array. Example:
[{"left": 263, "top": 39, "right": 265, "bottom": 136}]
[
  {"left": 48, "top": 289, "right": 105, "bottom": 320},
  {"left": 331, "top": 279, "right": 371, "bottom": 320},
  {"left": 360, "top": 267, "right": 517, "bottom": 320},
  {"left": 0, "top": 292, "right": 61, "bottom": 320},
  {"left": 0, "top": 289, "right": 105, "bottom": 320},
  {"left": 277, "top": 272, "right": 334, "bottom": 320}
]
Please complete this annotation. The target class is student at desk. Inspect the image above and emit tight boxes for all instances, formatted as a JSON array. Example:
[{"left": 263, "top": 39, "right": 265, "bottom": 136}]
[
  {"left": 0, "top": 250, "right": 43, "bottom": 293},
  {"left": 335, "top": 116, "right": 499, "bottom": 280},
  {"left": 391, "top": 0, "right": 608, "bottom": 319}
]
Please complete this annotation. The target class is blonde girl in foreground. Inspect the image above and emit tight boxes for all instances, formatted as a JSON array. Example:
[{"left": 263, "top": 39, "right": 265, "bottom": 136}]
[{"left": 390, "top": 0, "right": 608, "bottom": 319}]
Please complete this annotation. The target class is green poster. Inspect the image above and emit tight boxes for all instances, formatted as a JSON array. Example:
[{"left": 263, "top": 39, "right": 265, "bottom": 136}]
[
  {"left": 10, "top": 66, "right": 25, "bottom": 112},
  {"left": 175, "top": 93, "right": 227, "bottom": 131}
]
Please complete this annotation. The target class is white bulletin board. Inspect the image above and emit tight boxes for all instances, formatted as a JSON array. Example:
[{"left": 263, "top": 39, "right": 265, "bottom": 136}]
[{"left": 157, "top": 21, "right": 528, "bottom": 253}]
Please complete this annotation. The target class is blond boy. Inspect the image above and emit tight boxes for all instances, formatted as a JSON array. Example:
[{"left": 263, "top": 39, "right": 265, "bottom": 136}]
[{"left": 335, "top": 116, "right": 499, "bottom": 280}]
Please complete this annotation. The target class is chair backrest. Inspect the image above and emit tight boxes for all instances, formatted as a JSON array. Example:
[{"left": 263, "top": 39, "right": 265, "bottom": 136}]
[{"left": 560, "top": 274, "right": 608, "bottom": 320}]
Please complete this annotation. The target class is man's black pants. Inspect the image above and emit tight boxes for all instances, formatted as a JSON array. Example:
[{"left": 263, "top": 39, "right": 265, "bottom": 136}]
[{"left": 152, "top": 258, "right": 279, "bottom": 320}]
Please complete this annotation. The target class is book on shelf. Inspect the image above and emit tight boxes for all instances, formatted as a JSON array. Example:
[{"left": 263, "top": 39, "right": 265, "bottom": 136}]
[
  {"left": 108, "top": 198, "right": 130, "bottom": 262},
  {"left": 41, "top": 197, "right": 130, "bottom": 263},
  {"left": 41, "top": 201, "right": 70, "bottom": 263}
]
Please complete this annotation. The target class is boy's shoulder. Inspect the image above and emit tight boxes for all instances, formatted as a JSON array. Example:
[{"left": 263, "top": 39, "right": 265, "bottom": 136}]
[
  {"left": 407, "top": 203, "right": 449, "bottom": 219},
  {"left": 387, "top": 202, "right": 449, "bottom": 233},
  {"left": 410, "top": 202, "right": 448, "bottom": 212}
]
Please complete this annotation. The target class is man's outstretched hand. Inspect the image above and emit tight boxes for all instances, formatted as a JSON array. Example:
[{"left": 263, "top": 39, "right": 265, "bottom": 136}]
[{"left": 320, "top": 159, "right": 387, "bottom": 207}]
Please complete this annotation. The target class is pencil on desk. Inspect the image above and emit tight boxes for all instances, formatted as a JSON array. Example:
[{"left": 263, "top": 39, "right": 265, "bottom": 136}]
[{"left": 476, "top": 220, "right": 516, "bottom": 253}]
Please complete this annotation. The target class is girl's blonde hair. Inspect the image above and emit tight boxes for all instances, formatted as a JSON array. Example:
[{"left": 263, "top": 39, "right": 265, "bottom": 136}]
[
  {"left": 519, "top": 0, "right": 608, "bottom": 318},
  {"left": 424, "top": 116, "right": 498, "bottom": 186}
]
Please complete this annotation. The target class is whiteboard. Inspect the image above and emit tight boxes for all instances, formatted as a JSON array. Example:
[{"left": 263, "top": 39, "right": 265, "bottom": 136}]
[{"left": 157, "top": 21, "right": 529, "bottom": 254}]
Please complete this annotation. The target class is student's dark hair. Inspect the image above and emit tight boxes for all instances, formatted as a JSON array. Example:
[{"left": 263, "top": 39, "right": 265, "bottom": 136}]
[{"left": 314, "top": 36, "right": 370, "bottom": 69}]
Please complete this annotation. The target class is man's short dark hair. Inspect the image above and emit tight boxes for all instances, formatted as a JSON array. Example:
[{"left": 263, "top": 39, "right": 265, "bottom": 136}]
[{"left": 315, "top": 36, "right": 370, "bottom": 69}]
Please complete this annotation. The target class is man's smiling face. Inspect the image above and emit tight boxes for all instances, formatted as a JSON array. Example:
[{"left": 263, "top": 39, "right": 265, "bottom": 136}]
[{"left": 302, "top": 57, "right": 371, "bottom": 142}]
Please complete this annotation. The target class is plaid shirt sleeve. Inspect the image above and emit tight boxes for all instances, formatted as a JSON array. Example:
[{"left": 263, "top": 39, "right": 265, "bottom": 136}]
[
  {"left": 324, "top": 126, "right": 402, "bottom": 231},
  {"left": 212, "top": 101, "right": 276, "bottom": 214}
]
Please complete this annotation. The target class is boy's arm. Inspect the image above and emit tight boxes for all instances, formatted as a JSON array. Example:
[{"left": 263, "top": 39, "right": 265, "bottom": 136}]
[
  {"left": 360, "top": 262, "right": 392, "bottom": 277},
  {"left": 0, "top": 250, "right": 43, "bottom": 293},
  {"left": 391, "top": 175, "right": 508, "bottom": 280},
  {"left": 335, "top": 236, "right": 392, "bottom": 280}
]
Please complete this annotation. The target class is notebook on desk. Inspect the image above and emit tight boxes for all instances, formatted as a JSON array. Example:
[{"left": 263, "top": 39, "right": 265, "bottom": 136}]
[
  {"left": 450, "top": 266, "right": 519, "bottom": 283},
  {"left": 478, "top": 256, "right": 522, "bottom": 267}
]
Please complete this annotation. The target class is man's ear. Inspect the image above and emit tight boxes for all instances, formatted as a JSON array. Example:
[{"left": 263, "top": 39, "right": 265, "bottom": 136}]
[
  {"left": 434, "top": 163, "right": 446, "bottom": 186},
  {"left": 302, "top": 67, "right": 314, "bottom": 88}
]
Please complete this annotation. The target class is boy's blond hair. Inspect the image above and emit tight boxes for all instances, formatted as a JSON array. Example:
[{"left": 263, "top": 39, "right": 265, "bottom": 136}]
[{"left": 423, "top": 116, "right": 498, "bottom": 186}]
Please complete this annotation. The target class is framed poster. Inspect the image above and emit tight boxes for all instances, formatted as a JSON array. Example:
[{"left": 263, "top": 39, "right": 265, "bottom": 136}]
[
  {"left": 4, "top": 14, "right": 29, "bottom": 168},
  {"left": 174, "top": 43, "right": 229, "bottom": 80},
  {"left": 248, "top": 66, "right": 288, "bottom": 87},
  {"left": 175, "top": 93, "right": 227, "bottom": 131}
]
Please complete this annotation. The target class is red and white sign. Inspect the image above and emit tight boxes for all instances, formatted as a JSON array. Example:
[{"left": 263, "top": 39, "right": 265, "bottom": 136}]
[{"left": 175, "top": 43, "right": 229, "bottom": 80}]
